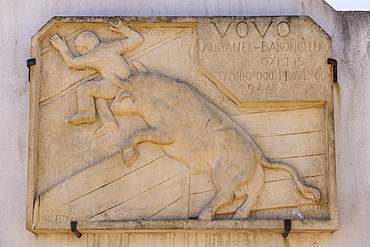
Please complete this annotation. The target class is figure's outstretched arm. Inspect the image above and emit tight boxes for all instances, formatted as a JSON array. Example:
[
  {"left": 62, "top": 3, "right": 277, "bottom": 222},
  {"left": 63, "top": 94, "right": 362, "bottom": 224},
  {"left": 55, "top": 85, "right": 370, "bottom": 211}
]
[
  {"left": 50, "top": 35, "right": 85, "bottom": 70},
  {"left": 107, "top": 17, "right": 144, "bottom": 54}
]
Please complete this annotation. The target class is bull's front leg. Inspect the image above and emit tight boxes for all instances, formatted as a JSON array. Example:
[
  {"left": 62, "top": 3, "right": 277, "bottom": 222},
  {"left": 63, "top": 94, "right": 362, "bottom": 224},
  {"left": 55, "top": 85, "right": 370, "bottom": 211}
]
[{"left": 122, "top": 127, "right": 176, "bottom": 167}]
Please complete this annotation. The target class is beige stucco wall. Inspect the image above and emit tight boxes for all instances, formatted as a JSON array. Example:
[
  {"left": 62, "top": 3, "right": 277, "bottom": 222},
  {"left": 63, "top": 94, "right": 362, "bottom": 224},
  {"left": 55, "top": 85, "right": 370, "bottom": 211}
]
[{"left": 0, "top": 0, "right": 369, "bottom": 246}]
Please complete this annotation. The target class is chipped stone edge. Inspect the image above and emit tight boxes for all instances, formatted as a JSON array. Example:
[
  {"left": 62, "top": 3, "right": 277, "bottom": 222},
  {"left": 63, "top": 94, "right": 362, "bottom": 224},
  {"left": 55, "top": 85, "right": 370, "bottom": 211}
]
[{"left": 29, "top": 219, "right": 338, "bottom": 233}]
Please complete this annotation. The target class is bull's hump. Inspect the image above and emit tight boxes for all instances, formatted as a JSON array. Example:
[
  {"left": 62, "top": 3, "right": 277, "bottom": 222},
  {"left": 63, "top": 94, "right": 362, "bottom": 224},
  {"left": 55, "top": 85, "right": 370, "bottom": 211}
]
[{"left": 132, "top": 72, "right": 236, "bottom": 129}]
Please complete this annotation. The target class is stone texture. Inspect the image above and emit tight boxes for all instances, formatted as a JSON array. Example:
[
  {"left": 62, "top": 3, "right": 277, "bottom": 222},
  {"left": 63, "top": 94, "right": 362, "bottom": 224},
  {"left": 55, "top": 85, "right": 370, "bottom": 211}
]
[
  {"left": 1, "top": 0, "right": 370, "bottom": 246},
  {"left": 27, "top": 16, "right": 335, "bottom": 233},
  {"left": 198, "top": 16, "right": 332, "bottom": 105}
]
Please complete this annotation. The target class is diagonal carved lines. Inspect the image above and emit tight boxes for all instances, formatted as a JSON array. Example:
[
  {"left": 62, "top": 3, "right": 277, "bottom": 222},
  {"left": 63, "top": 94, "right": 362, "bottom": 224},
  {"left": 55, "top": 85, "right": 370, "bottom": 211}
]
[
  {"left": 60, "top": 154, "right": 165, "bottom": 208},
  {"left": 148, "top": 197, "right": 182, "bottom": 219},
  {"left": 39, "top": 72, "right": 100, "bottom": 106},
  {"left": 41, "top": 29, "right": 83, "bottom": 56},
  {"left": 39, "top": 30, "right": 185, "bottom": 106},
  {"left": 267, "top": 153, "right": 326, "bottom": 160},
  {"left": 84, "top": 171, "right": 183, "bottom": 221},
  {"left": 199, "top": 63, "right": 240, "bottom": 106},
  {"left": 252, "top": 130, "right": 323, "bottom": 138},
  {"left": 231, "top": 107, "right": 325, "bottom": 116},
  {"left": 265, "top": 174, "right": 326, "bottom": 184},
  {"left": 125, "top": 30, "right": 184, "bottom": 63}
]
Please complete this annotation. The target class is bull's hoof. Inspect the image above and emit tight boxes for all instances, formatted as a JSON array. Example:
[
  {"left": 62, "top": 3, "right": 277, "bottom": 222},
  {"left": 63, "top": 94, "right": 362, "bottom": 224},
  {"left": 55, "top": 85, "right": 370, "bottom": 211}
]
[
  {"left": 123, "top": 147, "right": 138, "bottom": 167},
  {"left": 198, "top": 210, "right": 213, "bottom": 221},
  {"left": 232, "top": 210, "right": 250, "bottom": 220}
]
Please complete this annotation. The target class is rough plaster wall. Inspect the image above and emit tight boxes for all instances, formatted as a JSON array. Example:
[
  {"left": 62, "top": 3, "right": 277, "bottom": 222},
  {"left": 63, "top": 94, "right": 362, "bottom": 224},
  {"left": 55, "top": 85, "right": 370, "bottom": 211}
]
[
  {"left": 0, "top": 0, "right": 369, "bottom": 246},
  {"left": 332, "top": 11, "right": 370, "bottom": 246}
]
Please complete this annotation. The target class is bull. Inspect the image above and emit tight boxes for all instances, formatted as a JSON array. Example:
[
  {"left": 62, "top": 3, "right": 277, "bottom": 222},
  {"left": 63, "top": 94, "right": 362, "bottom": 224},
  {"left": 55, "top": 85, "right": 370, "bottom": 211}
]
[{"left": 110, "top": 72, "right": 320, "bottom": 220}]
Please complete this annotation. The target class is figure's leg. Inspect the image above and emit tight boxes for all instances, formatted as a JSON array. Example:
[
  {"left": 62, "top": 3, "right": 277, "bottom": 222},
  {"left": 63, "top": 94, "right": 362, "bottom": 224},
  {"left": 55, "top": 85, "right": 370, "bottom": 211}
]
[
  {"left": 68, "top": 81, "right": 97, "bottom": 125},
  {"left": 70, "top": 79, "right": 119, "bottom": 136},
  {"left": 233, "top": 163, "right": 264, "bottom": 219},
  {"left": 94, "top": 98, "right": 118, "bottom": 137},
  {"left": 88, "top": 79, "right": 119, "bottom": 136}
]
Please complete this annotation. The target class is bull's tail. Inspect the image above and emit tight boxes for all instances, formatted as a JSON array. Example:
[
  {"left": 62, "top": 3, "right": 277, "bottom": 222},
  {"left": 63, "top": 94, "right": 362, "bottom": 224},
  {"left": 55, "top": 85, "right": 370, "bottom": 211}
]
[{"left": 259, "top": 156, "right": 321, "bottom": 202}]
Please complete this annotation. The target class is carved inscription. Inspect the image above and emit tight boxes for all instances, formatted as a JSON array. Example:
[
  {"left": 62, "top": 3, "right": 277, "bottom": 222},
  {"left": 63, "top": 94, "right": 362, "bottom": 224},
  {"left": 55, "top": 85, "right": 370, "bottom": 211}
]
[
  {"left": 199, "top": 17, "right": 332, "bottom": 102},
  {"left": 211, "top": 20, "right": 287, "bottom": 38},
  {"left": 41, "top": 209, "right": 71, "bottom": 222}
]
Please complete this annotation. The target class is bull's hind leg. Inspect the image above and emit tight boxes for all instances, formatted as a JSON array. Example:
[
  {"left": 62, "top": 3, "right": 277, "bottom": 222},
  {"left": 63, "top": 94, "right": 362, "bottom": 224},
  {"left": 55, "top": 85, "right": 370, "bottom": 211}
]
[
  {"left": 198, "top": 157, "right": 248, "bottom": 221},
  {"left": 198, "top": 130, "right": 260, "bottom": 220},
  {"left": 233, "top": 163, "right": 264, "bottom": 219},
  {"left": 198, "top": 190, "right": 234, "bottom": 221}
]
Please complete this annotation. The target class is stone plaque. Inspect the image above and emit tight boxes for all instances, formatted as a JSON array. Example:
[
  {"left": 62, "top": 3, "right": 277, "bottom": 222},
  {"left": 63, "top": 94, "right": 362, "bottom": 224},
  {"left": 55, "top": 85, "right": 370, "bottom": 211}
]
[{"left": 27, "top": 16, "right": 337, "bottom": 233}]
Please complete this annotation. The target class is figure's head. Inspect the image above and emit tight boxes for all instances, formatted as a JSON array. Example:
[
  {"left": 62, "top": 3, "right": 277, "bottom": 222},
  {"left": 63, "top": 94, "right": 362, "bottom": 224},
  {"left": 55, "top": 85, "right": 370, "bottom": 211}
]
[{"left": 75, "top": 31, "right": 100, "bottom": 55}]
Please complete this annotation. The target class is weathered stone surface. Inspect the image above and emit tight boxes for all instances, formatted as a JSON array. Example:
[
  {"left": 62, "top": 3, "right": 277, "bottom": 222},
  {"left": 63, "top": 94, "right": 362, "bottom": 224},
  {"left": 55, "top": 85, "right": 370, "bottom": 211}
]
[
  {"left": 198, "top": 16, "right": 332, "bottom": 105},
  {"left": 27, "top": 16, "right": 336, "bottom": 233}
]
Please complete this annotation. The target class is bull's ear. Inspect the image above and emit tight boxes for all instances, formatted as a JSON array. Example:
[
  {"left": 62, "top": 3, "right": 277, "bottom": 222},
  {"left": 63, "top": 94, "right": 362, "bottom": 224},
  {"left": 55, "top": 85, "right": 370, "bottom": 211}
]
[{"left": 122, "top": 91, "right": 135, "bottom": 102}]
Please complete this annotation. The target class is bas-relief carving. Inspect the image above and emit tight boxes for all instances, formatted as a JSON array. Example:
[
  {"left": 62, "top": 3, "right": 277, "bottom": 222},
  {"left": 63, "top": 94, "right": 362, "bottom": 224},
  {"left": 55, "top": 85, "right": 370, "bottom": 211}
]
[
  {"left": 111, "top": 72, "right": 320, "bottom": 221},
  {"left": 27, "top": 16, "right": 337, "bottom": 232},
  {"left": 50, "top": 18, "right": 145, "bottom": 137}
]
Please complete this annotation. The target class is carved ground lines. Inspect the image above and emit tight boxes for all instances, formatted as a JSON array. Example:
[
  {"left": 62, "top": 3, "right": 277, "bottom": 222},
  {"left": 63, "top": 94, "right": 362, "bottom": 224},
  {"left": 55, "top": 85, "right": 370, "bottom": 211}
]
[
  {"left": 38, "top": 150, "right": 189, "bottom": 222},
  {"left": 38, "top": 148, "right": 164, "bottom": 206},
  {"left": 59, "top": 154, "right": 166, "bottom": 208},
  {"left": 85, "top": 171, "right": 185, "bottom": 221},
  {"left": 148, "top": 197, "right": 183, "bottom": 220}
]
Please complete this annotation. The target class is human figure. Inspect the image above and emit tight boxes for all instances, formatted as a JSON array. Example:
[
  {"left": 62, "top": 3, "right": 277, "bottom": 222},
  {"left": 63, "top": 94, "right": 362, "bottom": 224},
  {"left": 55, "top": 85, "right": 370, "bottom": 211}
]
[{"left": 50, "top": 17, "right": 144, "bottom": 137}]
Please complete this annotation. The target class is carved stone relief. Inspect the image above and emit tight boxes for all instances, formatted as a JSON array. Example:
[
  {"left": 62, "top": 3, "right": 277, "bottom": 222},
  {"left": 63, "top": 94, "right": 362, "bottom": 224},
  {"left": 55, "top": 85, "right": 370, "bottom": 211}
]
[{"left": 27, "top": 16, "right": 337, "bottom": 233}]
